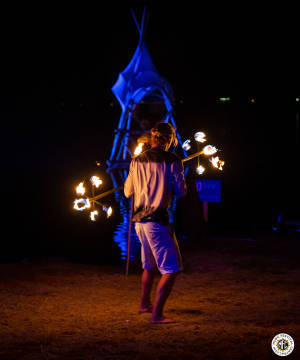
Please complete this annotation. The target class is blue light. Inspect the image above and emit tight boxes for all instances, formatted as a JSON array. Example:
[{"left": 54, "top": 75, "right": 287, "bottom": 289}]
[
  {"left": 113, "top": 197, "right": 141, "bottom": 260},
  {"left": 277, "top": 214, "right": 282, "bottom": 223}
]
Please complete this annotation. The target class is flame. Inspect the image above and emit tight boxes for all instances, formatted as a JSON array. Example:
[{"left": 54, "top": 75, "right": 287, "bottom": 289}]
[
  {"left": 90, "top": 210, "right": 98, "bottom": 221},
  {"left": 203, "top": 145, "right": 218, "bottom": 155},
  {"left": 76, "top": 182, "right": 85, "bottom": 196},
  {"left": 103, "top": 205, "right": 113, "bottom": 218},
  {"left": 90, "top": 176, "right": 103, "bottom": 188},
  {"left": 134, "top": 142, "right": 144, "bottom": 156},
  {"left": 182, "top": 140, "right": 191, "bottom": 151},
  {"left": 210, "top": 156, "right": 225, "bottom": 170},
  {"left": 107, "top": 207, "right": 113, "bottom": 217},
  {"left": 74, "top": 198, "right": 91, "bottom": 211},
  {"left": 196, "top": 165, "right": 205, "bottom": 175},
  {"left": 194, "top": 132, "right": 207, "bottom": 143}
]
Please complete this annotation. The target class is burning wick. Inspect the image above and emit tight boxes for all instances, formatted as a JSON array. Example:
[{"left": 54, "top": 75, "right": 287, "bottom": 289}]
[
  {"left": 102, "top": 205, "right": 113, "bottom": 218},
  {"left": 90, "top": 210, "right": 98, "bottom": 221},
  {"left": 182, "top": 140, "right": 191, "bottom": 151},
  {"left": 134, "top": 142, "right": 144, "bottom": 156},
  {"left": 194, "top": 132, "right": 207, "bottom": 143},
  {"left": 203, "top": 145, "right": 218, "bottom": 155},
  {"left": 74, "top": 198, "right": 91, "bottom": 211},
  {"left": 90, "top": 176, "right": 103, "bottom": 188},
  {"left": 196, "top": 165, "right": 205, "bottom": 175},
  {"left": 209, "top": 156, "right": 225, "bottom": 170},
  {"left": 76, "top": 182, "right": 85, "bottom": 196}
]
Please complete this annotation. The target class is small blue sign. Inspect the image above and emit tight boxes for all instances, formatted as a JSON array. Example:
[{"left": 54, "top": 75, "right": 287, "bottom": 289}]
[{"left": 196, "top": 180, "right": 221, "bottom": 203}]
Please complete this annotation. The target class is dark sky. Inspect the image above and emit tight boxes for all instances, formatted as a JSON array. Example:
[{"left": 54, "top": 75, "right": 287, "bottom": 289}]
[
  {"left": 2, "top": 5, "right": 299, "bottom": 161},
  {"left": 1, "top": 4, "right": 299, "bottom": 97},
  {"left": 1, "top": 5, "right": 299, "bottom": 259}
]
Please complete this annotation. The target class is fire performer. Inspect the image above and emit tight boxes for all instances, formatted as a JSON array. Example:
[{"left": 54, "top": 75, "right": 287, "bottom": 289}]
[{"left": 124, "top": 122, "right": 187, "bottom": 324}]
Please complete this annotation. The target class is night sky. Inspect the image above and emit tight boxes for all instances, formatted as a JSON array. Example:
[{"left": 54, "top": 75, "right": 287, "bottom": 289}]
[{"left": 1, "top": 5, "right": 299, "bottom": 261}]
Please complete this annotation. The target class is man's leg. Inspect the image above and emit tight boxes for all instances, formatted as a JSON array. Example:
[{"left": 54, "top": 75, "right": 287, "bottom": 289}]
[
  {"left": 139, "top": 268, "right": 155, "bottom": 312},
  {"left": 151, "top": 272, "right": 178, "bottom": 321}
]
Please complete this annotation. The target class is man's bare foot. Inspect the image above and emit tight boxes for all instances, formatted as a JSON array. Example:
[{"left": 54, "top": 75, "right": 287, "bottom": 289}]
[
  {"left": 150, "top": 316, "right": 175, "bottom": 324},
  {"left": 138, "top": 304, "right": 153, "bottom": 314}
]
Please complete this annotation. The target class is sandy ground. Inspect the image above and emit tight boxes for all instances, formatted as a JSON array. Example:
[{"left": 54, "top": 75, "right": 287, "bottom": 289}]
[{"left": 0, "top": 235, "right": 300, "bottom": 360}]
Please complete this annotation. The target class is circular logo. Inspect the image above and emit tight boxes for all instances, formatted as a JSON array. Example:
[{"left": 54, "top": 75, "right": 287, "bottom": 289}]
[{"left": 271, "top": 333, "right": 294, "bottom": 356}]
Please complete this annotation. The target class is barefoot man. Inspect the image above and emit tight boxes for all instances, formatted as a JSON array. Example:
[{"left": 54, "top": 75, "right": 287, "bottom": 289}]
[{"left": 124, "top": 122, "right": 186, "bottom": 324}]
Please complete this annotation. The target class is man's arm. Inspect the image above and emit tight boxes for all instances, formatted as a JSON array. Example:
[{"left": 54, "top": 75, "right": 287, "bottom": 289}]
[
  {"left": 124, "top": 160, "right": 135, "bottom": 198},
  {"left": 171, "top": 160, "right": 187, "bottom": 197}
]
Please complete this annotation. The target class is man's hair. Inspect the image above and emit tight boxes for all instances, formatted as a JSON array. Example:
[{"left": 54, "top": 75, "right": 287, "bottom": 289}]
[{"left": 151, "top": 122, "right": 178, "bottom": 148}]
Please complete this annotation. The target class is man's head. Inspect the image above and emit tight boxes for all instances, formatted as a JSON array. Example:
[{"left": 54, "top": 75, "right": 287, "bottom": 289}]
[{"left": 151, "top": 122, "right": 178, "bottom": 151}]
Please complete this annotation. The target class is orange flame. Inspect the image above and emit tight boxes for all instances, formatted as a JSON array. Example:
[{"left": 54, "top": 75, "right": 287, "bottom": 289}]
[
  {"left": 90, "top": 176, "right": 103, "bottom": 188},
  {"left": 134, "top": 142, "right": 144, "bottom": 156},
  {"left": 203, "top": 145, "right": 218, "bottom": 156},
  {"left": 210, "top": 156, "right": 225, "bottom": 170},
  {"left": 102, "top": 205, "right": 113, "bottom": 218},
  {"left": 196, "top": 165, "right": 205, "bottom": 175},
  {"left": 194, "top": 132, "right": 207, "bottom": 143},
  {"left": 90, "top": 210, "right": 98, "bottom": 221},
  {"left": 74, "top": 198, "right": 91, "bottom": 211},
  {"left": 76, "top": 182, "right": 85, "bottom": 196},
  {"left": 182, "top": 140, "right": 191, "bottom": 151}
]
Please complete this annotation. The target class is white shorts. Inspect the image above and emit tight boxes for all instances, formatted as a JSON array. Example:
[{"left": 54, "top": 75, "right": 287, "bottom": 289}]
[{"left": 135, "top": 222, "right": 183, "bottom": 274}]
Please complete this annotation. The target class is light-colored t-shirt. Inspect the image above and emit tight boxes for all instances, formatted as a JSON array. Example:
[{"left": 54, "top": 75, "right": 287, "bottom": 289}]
[{"left": 124, "top": 148, "right": 186, "bottom": 224}]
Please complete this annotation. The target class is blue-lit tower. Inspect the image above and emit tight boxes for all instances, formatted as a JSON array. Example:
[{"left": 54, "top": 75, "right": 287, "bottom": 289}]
[{"left": 106, "top": 8, "right": 187, "bottom": 260}]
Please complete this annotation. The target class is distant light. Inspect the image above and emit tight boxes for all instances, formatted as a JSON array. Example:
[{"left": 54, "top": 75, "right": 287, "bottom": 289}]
[
  {"left": 272, "top": 226, "right": 278, "bottom": 231},
  {"left": 249, "top": 97, "right": 256, "bottom": 104},
  {"left": 219, "top": 97, "right": 230, "bottom": 102},
  {"left": 296, "top": 97, "right": 300, "bottom": 103}
]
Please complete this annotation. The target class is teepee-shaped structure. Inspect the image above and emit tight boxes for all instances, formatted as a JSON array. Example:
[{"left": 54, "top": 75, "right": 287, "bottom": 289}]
[
  {"left": 107, "top": 8, "right": 187, "bottom": 186},
  {"left": 107, "top": 8, "right": 187, "bottom": 260}
]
